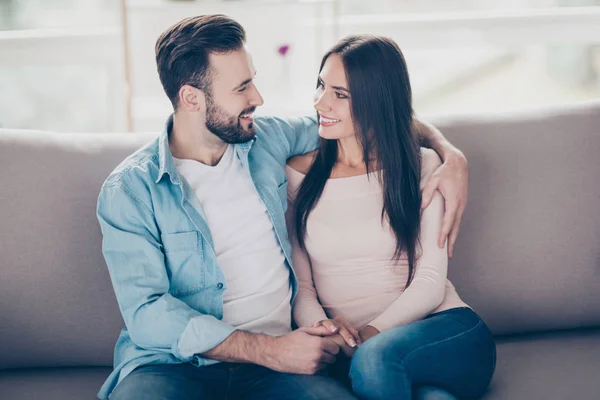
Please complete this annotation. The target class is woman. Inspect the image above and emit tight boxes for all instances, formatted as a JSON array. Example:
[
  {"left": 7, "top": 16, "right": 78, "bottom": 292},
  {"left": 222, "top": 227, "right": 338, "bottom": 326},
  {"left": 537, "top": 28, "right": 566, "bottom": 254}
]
[{"left": 286, "top": 35, "right": 496, "bottom": 400}]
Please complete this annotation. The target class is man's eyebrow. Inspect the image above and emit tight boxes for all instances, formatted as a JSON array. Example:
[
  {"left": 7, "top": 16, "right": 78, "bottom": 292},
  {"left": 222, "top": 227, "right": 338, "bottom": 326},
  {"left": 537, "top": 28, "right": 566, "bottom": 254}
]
[
  {"left": 318, "top": 75, "right": 349, "bottom": 93},
  {"left": 233, "top": 71, "right": 257, "bottom": 91}
]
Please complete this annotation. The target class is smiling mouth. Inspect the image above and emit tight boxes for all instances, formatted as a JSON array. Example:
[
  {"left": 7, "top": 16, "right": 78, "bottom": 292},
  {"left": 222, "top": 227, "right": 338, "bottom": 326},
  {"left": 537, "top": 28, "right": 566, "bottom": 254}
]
[
  {"left": 240, "top": 108, "right": 256, "bottom": 121},
  {"left": 320, "top": 115, "right": 341, "bottom": 126}
]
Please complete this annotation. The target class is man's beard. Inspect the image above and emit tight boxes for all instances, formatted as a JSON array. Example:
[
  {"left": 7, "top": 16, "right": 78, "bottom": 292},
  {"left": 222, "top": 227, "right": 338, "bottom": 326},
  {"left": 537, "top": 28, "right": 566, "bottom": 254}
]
[{"left": 205, "top": 95, "right": 256, "bottom": 144}]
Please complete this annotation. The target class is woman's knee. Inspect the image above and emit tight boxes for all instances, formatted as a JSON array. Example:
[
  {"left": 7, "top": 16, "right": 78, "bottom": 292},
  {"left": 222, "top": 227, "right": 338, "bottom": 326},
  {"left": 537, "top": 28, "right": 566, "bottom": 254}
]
[
  {"left": 414, "top": 386, "right": 458, "bottom": 400},
  {"left": 349, "top": 336, "right": 408, "bottom": 396}
]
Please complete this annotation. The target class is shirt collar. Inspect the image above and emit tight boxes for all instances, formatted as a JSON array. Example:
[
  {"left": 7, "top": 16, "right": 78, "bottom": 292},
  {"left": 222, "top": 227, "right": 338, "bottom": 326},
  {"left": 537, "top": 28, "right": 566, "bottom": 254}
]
[
  {"left": 155, "top": 114, "right": 179, "bottom": 184},
  {"left": 155, "top": 114, "right": 258, "bottom": 184}
]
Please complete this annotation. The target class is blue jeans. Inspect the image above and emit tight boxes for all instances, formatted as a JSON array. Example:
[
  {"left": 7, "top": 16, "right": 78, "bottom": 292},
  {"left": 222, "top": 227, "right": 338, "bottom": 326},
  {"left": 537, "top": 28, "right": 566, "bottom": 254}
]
[
  {"left": 109, "top": 362, "right": 357, "bottom": 400},
  {"left": 331, "top": 307, "right": 496, "bottom": 400}
]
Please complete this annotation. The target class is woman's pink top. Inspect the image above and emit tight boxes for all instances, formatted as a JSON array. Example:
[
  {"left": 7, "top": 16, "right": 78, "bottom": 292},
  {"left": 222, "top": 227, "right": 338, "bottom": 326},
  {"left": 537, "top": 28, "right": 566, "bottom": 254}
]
[{"left": 286, "top": 148, "right": 469, "bottom": 332}]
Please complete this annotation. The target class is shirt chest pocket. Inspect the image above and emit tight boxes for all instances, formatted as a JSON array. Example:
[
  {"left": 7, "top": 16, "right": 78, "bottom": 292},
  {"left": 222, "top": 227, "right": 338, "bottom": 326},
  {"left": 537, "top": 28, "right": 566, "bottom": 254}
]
[{"left": 161, "top": 231, "right": 205, "bottom": 297}]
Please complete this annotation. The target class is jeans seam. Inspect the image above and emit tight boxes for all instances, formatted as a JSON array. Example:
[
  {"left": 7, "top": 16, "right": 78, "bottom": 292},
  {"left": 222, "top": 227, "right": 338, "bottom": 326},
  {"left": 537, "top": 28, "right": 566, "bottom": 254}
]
[
  {"left": 288, "top": 375, "right": 323, "bottom": 400},
  {"left": 491, "top": 343, "right": 497, "bottom": 376},
  {"left": 403, "top": 319, "right": 484, "bottom": 364},
  {"left": 224, "top": 369, "right": 233, "bottom": 400}
]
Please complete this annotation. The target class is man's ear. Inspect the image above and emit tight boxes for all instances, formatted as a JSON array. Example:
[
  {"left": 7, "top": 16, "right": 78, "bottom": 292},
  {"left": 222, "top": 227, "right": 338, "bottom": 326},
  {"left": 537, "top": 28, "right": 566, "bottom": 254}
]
[{"left": 178, "top": 84, "right": 206, "bottom": 112}]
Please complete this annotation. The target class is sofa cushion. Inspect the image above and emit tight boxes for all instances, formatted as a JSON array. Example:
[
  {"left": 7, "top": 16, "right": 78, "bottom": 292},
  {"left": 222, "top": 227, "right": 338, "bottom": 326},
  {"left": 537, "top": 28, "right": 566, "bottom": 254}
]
[
  {"left": 0, "top": 330, "right": 598, "bottom": 400},
  {"left": 432, "top": 101, "right": 600, "bottom": 335},
  {"left": 0, "top": 367, "right": 111, "bottom": 400},
  {"left": 0, "top": 131, "right": 155, "bottom": 369},
  {"left": 483, "top": 328, "right": 600, "bottom": 400},
  {"left": 0, "top": 102, "right": 599, "bottom": 370}
]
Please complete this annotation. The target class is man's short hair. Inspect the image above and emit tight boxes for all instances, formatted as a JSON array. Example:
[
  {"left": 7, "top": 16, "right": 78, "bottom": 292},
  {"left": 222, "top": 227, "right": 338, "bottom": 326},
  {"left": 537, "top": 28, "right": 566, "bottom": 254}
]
[{"left": 155, "top": 15, "right": 246, "bottom": 109}]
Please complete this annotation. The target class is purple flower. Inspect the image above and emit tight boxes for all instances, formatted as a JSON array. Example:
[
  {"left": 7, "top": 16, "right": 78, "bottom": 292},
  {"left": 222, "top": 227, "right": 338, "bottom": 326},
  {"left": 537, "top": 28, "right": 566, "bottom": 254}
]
[{"left": 277, "top": 44, "right": 290, "bottom": 57}]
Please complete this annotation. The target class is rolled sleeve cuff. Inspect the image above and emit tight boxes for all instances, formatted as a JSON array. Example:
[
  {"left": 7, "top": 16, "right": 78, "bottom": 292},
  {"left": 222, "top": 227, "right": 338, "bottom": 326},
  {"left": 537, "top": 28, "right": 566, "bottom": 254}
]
[{"left": 174, "top": 314, "right": 237, "bottom": 360}]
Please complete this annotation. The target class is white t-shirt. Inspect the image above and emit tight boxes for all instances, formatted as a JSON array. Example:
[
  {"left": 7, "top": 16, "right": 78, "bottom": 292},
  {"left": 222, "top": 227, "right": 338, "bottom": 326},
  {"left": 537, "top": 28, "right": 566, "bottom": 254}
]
[{"left": 175, "top": 145, "right": 292, "bottom": 357}]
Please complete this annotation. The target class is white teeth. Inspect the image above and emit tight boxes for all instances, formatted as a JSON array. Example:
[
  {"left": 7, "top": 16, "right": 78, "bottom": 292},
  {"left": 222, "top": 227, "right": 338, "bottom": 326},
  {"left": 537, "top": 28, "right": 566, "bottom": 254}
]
[
  {"left": 321, "top": 117, "right": 340, "bottom": 123},
  {"left": 240, "top": 114, "right": 253, "bottom": 118}
]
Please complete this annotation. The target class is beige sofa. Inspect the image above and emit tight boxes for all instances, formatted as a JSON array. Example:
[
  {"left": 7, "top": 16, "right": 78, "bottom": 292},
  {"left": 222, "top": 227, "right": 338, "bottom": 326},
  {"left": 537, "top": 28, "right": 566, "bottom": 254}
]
[{"left": 1, "top": 102, "right": 599, "bottom": 399}]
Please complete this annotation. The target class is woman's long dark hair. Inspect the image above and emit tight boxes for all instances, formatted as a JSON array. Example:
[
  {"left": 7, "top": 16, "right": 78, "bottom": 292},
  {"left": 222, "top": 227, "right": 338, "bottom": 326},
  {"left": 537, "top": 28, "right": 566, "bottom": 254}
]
[{"left": 294, "top": 35, "right": 421, "bottom": 287}]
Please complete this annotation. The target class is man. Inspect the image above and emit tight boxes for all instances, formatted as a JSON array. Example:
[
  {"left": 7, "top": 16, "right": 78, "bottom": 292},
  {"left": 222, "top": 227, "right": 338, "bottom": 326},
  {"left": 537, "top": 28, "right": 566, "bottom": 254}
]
[{"left": 97, "top": 15, "right": 469, "bottom": 400}]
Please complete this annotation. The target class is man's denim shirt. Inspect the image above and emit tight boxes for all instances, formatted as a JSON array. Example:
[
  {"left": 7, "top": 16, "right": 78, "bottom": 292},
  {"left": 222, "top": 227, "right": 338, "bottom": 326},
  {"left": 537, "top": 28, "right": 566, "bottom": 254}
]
[{"left": 96, "top": 115, "right": 318, "bottom": 399}]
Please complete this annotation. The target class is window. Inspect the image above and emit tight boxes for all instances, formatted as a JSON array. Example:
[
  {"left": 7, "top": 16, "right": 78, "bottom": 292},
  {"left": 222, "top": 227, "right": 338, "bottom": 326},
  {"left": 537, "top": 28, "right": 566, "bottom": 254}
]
[
  {"left": 1, "top": 0, "right": 598, "bottom": 132},
  {"left": 0, "top": 0, "right": 123, "bottom": 132}
]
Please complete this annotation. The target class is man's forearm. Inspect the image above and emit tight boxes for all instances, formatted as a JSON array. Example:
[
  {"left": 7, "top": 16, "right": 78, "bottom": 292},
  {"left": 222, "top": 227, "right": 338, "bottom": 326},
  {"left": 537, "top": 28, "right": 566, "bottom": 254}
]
[
  {"left": 201, "top": 330, "right": 275, "bottom": 365},
  {"left": 414, "top": 117, "right": 457, "bottom": 161}
]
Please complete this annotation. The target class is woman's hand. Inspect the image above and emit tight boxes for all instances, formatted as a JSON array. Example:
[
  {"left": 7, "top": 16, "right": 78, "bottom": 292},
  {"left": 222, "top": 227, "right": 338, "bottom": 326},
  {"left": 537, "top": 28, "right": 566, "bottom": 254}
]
[
  {"left": 327, "top": 333, "right": 357, "bottom": 358},
  {"left": 421, "top": 148, "right": 469, "bottom": 258},
  {"left": 359, "top": 325, "right": 380, "bottom": 342},
  {"left": 313, "top": 316, "right": 361, "bottom": 348}
]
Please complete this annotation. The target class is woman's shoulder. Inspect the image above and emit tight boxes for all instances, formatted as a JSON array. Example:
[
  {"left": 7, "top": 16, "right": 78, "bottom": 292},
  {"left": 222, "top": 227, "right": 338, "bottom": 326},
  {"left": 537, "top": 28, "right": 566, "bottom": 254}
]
[
  {"left": 420, "top": 148, "right": 442, "bottom": 188},
  {"left": 286, "top": 151, "right": 317, "bottom": 175},
  {"left": 285, "top": 151, "right": 317, "bottom": 198},
  {"left": 420, "top": 147, "right": 442, "bottom": 169}
]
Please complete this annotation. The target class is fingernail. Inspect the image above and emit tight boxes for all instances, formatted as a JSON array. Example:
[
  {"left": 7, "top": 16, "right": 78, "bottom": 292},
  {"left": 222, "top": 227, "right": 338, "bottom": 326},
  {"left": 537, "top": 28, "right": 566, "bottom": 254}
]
[
  {"left": 330, "top": 326, "right": 338, "bottom": 332},
  {"left": 350, "top": 339, "right": 357, "bottom": 347}
]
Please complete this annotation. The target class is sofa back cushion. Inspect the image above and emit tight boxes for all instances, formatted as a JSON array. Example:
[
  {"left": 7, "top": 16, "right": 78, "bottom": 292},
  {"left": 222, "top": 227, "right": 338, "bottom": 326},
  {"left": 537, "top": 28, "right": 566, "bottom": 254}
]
[
  {"left": 0, "top": 102, "right": 599, "bottom": 368},
  {"left": 0, "top": 131, "right": 154, "bottom": 369},
  {"left": 435, "top": 102, "right": 600, "bottom": 335}
]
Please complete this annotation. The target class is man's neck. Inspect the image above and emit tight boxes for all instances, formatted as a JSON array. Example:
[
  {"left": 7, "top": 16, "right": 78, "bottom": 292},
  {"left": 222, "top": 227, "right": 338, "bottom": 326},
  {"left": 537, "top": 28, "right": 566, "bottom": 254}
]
[{"left": 169, "top": 113, "right": 228, "bottom": 167}]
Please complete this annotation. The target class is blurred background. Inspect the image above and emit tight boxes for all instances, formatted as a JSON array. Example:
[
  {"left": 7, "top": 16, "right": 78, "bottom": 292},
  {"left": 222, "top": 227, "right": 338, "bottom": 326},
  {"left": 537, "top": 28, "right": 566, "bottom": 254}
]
[{"left": 1, "top": 0, "right": 599, "bottom": 132}]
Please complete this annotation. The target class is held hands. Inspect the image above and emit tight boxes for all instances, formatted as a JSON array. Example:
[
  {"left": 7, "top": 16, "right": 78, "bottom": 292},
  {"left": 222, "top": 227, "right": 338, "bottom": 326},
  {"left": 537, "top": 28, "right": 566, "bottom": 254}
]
[
  {"left": 327, "top": 333, "right": 357, "bottom": 358},
  {"left": 321, "top": 323, "right": 381, "bottom": 358},
  {"left": 421, "top": 149, "right": 469, "bottom": 258},
  {"left": 266, "top": 326, "right": 341, "bottom": 375},
  {"left": 265, "top": 318, "right": 381, "bottom": 374},
  {"left": 313, "top": 317, "right": 378, "bottom": 358},
  {"left": 314, "top": 316, "right": 359, "bottom": 358},
  {"left": 313, "top": 316, "right": 361, "bottom": 348}
]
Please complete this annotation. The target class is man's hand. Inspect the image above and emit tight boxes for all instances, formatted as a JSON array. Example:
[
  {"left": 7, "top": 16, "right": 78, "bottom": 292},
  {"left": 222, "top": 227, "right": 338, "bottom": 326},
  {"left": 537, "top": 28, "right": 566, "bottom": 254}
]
[
  {"left": 327, "top": 333, "right": 357, "bottom": 358},
  {"left": 202, "top": 326, "right": 340, "bottom": 375},
  {"left": 262, "top": 326, "right": 341, "bottom": 375},
  {"left": 312, "top": 316, "right": 361, "bottom": 348},
  {"left": 421, "top": 148, "right": 468, "bottom": 258}
]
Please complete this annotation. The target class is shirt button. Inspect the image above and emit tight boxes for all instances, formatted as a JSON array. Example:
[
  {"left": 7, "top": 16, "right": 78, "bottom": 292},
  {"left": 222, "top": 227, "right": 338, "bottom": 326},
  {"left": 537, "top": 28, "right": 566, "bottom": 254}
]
[{"left": 217, "top": 283, "right": 224, "bottom": 289}]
